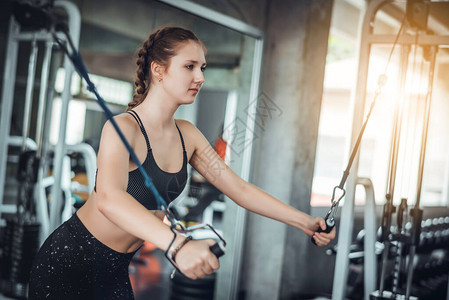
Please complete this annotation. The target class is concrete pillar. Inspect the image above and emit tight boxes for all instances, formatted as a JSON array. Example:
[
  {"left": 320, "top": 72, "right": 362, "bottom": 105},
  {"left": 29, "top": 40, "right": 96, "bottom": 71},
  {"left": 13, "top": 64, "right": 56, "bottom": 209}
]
[{"left": 242, "top": 0, "right": 333, "bottom": 299}]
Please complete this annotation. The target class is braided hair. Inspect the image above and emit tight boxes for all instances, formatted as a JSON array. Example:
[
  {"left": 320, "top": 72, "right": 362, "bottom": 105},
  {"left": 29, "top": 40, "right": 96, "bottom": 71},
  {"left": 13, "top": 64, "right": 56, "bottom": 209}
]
[{"left": 127, "top": 27, "right": 205, "bottom": 111}]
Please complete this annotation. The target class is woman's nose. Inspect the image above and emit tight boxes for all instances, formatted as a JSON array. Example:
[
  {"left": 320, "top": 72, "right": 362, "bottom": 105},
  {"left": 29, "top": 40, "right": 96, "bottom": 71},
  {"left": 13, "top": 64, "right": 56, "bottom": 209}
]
[{"left": 194, "top": 69, "right": 205, "bottom": 85}]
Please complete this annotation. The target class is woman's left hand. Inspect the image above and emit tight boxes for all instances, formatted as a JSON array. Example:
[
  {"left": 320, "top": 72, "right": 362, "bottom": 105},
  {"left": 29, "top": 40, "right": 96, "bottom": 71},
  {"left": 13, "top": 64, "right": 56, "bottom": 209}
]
[{"left": 306, "top": 217, "right": 336, "bottom": 247}]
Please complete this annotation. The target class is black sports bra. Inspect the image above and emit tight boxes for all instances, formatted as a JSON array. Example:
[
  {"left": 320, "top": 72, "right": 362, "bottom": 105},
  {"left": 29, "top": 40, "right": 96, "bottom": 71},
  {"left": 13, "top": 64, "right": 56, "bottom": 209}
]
[{"left": 94, "top": 110, "right": 188, "bottom": 210}]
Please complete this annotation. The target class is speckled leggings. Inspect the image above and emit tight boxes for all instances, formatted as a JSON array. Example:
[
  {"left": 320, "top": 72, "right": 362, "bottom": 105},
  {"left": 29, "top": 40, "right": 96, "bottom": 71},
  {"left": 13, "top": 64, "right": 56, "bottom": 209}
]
[{"left": 28, "top": 212, "right": 141, "bottom": 299}]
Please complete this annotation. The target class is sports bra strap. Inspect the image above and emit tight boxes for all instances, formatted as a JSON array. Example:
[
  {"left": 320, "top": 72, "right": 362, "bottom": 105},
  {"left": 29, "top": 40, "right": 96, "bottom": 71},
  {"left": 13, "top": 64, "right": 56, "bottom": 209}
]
[
  {"left": 175, "top": 122, "right": 186, "bottom": 153},
  {"left": 127, "top": 110, "right": 152, "bottom": 150},
  {"left": 128, "top": 110, "right": 186, "bottom": 153}
]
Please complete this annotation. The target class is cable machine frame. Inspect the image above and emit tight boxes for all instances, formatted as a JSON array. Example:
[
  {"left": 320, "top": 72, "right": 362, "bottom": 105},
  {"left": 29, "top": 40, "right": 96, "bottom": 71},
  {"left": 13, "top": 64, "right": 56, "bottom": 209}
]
[
  {"left": 0, "top": 1, "right": 81, "bottom": 239},
  {"left": 332, "top": 1, "right": 449, "bottom": 299}
]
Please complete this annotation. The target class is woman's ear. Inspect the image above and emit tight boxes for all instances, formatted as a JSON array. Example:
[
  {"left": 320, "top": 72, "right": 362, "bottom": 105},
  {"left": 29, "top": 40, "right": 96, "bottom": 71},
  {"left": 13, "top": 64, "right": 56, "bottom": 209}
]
[{"left": 150, "top": 61, "right": 165, "bottom": 82}]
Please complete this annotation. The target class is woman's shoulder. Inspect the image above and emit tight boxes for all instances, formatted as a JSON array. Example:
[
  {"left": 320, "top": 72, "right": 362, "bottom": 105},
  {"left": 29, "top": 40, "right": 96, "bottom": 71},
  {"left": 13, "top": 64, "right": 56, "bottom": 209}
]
[
  {"left": 174, "top": 119, "right": 201, "bottom": 137},
  {"left": 101, "top": 112, "right": 140, "bottom": 142},
  {"left": 175, "top": 118, "right": 194, "bottom": 129},
  {"left": 174, "top": 119, "right": 210, "bottom": 150}
]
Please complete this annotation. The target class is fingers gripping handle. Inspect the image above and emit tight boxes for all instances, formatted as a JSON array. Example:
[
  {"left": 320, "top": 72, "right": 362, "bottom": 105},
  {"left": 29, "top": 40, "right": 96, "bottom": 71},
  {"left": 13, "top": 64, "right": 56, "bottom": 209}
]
[
  {"left": 319, "top": 218, "right": 335, "bottom": 234},
  {"left": 210, "top": 241, "right": 226, "bottom": 258},
  {"left": 311, "top": 217, "right": 335, "bottom": 245},
  {"left": 169, "top": 240, "right": 226, "bottom": 280}
]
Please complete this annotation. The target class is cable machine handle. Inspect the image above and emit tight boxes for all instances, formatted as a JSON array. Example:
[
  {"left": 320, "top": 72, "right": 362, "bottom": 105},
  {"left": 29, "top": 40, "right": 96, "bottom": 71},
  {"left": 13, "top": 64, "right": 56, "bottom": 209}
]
[
  {"left": 210, "top": 241, "right": 226, "bottom": 258},
  {"left": 311, "top": 217, "right": 335, "bottom": 245}
]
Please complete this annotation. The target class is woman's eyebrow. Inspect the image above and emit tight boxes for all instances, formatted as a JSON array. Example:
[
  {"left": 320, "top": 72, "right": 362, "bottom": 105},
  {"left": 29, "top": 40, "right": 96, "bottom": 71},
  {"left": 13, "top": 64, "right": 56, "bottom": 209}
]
[{"left": 185, "top": 59, "right": 207, "bottom": 66}]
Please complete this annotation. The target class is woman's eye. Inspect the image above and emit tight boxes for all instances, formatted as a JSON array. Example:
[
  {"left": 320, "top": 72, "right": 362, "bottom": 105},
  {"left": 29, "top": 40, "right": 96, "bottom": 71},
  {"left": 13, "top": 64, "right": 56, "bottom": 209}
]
[
  {"left": 201, "top": 67, "right": 206, "bottom": 72},
  {"left": 186, "top": 65, "right": 193, "bottom": 70}
]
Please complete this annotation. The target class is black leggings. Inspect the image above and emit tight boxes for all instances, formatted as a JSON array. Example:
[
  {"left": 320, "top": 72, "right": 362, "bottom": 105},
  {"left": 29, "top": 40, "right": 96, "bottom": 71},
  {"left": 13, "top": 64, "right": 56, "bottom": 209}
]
[{"left": 28, "top": 212, "right": 141, "bottom": 299}]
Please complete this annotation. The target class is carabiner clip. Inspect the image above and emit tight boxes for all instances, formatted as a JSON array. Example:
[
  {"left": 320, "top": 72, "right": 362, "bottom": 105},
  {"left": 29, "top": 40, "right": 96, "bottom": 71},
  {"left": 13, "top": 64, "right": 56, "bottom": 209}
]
[
  {"left": 311, "top": 186, "right": 345, "bottom": 245},
  {"left": 331, "top": 186, "right": 346, "bottom": 206},
  {"left": 329, "top": 185, "right": 345, "bottom": 219}
]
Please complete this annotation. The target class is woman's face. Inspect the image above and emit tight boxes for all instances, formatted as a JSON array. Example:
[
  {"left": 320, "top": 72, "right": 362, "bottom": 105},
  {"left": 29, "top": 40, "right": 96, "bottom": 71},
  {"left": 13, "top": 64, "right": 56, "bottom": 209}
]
[{"left": 162, "top": 41, "right": 206, "bottom": 104}]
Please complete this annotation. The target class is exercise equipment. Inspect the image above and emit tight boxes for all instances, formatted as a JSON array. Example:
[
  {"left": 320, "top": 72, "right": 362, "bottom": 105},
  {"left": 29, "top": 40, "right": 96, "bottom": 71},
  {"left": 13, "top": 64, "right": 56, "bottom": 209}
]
[
  {"left": 0, "top": 0, "right": 81, "bottom": 240},
  {"left": 0, "top": 2, "right": 89, "bottom": 298},
  {"left": 0, "top": 3, "right": 51, "bottom": 297},
  {"left": 372, "top": 24, "right": 438, "bottom": 300},
  {"left": 331, "top": 1, "right": 449, "bottom": 300},
  {"left": 0, "top": 13, "right": 45, "bottom": 298},
  {"left": 170, "top": 272, "right": 217, "bottom": 300},
  {"left": 327, "top": 216, "right": 449, "bottom": 300},
  {"left": 311, "top": 1, "right": 407, "bottom": 245}
]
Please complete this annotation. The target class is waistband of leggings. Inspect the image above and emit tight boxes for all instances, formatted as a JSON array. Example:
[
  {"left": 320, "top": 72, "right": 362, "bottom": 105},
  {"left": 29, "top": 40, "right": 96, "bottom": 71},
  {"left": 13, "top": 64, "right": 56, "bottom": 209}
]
[{"left": 65, "top": 212, "right": 142, "bottom": 259}]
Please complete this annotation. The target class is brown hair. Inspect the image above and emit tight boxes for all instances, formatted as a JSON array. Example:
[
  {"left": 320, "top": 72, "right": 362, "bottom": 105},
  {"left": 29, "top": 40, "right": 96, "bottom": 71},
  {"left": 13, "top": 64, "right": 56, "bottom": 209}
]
[{"left": 127, "top": 27, "right": 205, "bottom": 111}]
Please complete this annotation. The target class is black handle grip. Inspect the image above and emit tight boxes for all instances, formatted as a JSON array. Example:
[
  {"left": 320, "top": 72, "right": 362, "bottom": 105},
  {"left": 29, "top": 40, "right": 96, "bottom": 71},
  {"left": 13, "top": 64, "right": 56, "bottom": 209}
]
[
  {"left": 209, "top": 241, "right": 225, "bottom": 258},
  {"left": 311, "top": 218, "right": 335, "bottom": 245},
  {"left": 170, "top": 240, "right": 226, "bottom": 280}
]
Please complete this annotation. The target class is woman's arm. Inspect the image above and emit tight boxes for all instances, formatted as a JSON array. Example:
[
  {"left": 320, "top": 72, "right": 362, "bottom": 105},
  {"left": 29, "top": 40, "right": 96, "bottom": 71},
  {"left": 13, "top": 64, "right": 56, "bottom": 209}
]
[
  {"left": 181, "top": 120, "right": 335, "bottom": 246},
  {"left": 95, "top": 115, "right": 219, "bottom": 278},
  {"left": 95, "top": 115, "right": 178, "bottom": 250}
]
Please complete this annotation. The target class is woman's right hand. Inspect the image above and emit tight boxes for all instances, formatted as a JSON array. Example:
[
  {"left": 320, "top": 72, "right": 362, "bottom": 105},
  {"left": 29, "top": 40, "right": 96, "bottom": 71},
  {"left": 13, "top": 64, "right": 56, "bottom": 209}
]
[{"left": 175, "top": 239, "right": 220, "bottom": 279}]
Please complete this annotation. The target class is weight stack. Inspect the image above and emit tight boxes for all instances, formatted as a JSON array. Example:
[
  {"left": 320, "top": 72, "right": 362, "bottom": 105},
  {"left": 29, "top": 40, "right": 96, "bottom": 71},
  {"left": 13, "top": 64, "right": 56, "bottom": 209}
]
[
  {"left": 170, "top": 271, "right": 216, "bottom": 300},
  {"left": 0, "top": 220, "right": 14, "bottom": 292},
  {"left": 0, "top": 220, "right": 40, "bottom": 299}
]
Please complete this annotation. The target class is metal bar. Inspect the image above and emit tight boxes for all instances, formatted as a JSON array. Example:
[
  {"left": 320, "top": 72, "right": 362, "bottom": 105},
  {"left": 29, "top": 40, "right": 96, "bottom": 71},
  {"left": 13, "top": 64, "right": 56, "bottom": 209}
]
[
  {"left": 386, "top": 45, "right": 410, "bottom": 201},
  {"left": 66, "top": 143, "right": 97, "bottom": 192},
  {"left": 403, "top": 45, "right": 437, "bottom": 300},
  {"left": 49, "top": 0, "right": 81, "bottom": 232},
  {"left": 357, "top": 177, "right": 377, "bottom": 300},
  {"left": 332, "top": 1, "right": 373, "bottom": 299},
  {"left": 22, "top": 39, "right": 39, "bottom": 151},
  {"left": 36, "top": 41, "right": 53, "bottom": 156},
  {"left": 33, "top": 41, "right": 54, "bottom": 238},
  {"left": 15, "top": 32, "right": 55, "bottom": 41},
  {"left": 378, "top": 43, "right": 409, "bottom": 295},
  {"left": 156, "top": 0, "right": 263, "bottom": 39},
  {"left": 405, "top": 245, "right": 417, "bottom": 299},
  {"left": 378, "top": 232, "right": 390, "bottom": 294},
  {"left": 0, "top": 18, "right": 20, "bottom": 215},
  {"left": 35, "top": 168, "right": 53, "bottom": 244},
  {"left": 392, "top": 199, "right": 407, "bottom": 294},
  {"left": 367, "top": 34, "right": 449, "bottom": 46},
  {"left": 415, "top": 46, "right": 437, "bottom": 208}
]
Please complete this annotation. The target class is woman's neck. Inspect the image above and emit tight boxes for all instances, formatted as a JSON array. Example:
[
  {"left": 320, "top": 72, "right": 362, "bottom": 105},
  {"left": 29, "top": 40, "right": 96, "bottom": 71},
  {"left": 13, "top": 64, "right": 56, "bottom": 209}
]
[{"left": 135, "top": 88, "right": 179, "bottom": 130}]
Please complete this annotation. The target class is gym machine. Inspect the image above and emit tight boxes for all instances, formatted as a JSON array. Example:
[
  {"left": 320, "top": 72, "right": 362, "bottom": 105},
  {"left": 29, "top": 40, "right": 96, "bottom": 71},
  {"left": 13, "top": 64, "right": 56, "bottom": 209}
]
[
  {"left": 0, "top": 0, "right": 81, "bottom": 233},
  {"left": 326, "top": 1, "right": 449, "bottom": 300},
  {"left": 0, "top": 1, "right": 83, "bottom": 298}
]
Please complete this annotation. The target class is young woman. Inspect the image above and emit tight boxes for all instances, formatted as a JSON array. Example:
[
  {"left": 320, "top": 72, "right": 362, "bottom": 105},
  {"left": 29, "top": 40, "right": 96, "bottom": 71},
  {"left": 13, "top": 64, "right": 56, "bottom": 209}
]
[{"left": 28, "top": 27, "right": 336, "bottom": 299}]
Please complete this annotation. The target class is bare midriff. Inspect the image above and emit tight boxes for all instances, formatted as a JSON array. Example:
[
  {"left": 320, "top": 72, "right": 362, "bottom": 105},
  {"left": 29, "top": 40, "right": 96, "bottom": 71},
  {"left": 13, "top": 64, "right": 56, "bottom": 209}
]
[{"left": 76, "top": 192, "right": 165, "bottom": 254}]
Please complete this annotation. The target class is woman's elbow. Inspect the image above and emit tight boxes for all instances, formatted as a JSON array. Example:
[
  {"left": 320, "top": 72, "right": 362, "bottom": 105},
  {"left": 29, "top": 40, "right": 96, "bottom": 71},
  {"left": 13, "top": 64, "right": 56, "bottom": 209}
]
[{"left": 94, "top": 189, "right": 115, "bottom": 213}]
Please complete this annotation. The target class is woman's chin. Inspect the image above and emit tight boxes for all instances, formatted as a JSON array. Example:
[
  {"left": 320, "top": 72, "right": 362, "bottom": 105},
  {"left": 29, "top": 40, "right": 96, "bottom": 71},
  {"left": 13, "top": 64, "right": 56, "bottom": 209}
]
[{"left": 181, "top": 96, "right": 196, "bottom": 105}]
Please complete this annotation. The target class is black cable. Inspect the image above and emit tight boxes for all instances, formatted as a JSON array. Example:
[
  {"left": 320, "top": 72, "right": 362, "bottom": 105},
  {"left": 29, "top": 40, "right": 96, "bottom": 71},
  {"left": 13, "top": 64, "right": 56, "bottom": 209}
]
[
  {"left": 312, "top": 14, "right": 409, "bottom": 243},
  {"left": 339, "top": 14, "right": 407, "bottom": 190}
]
